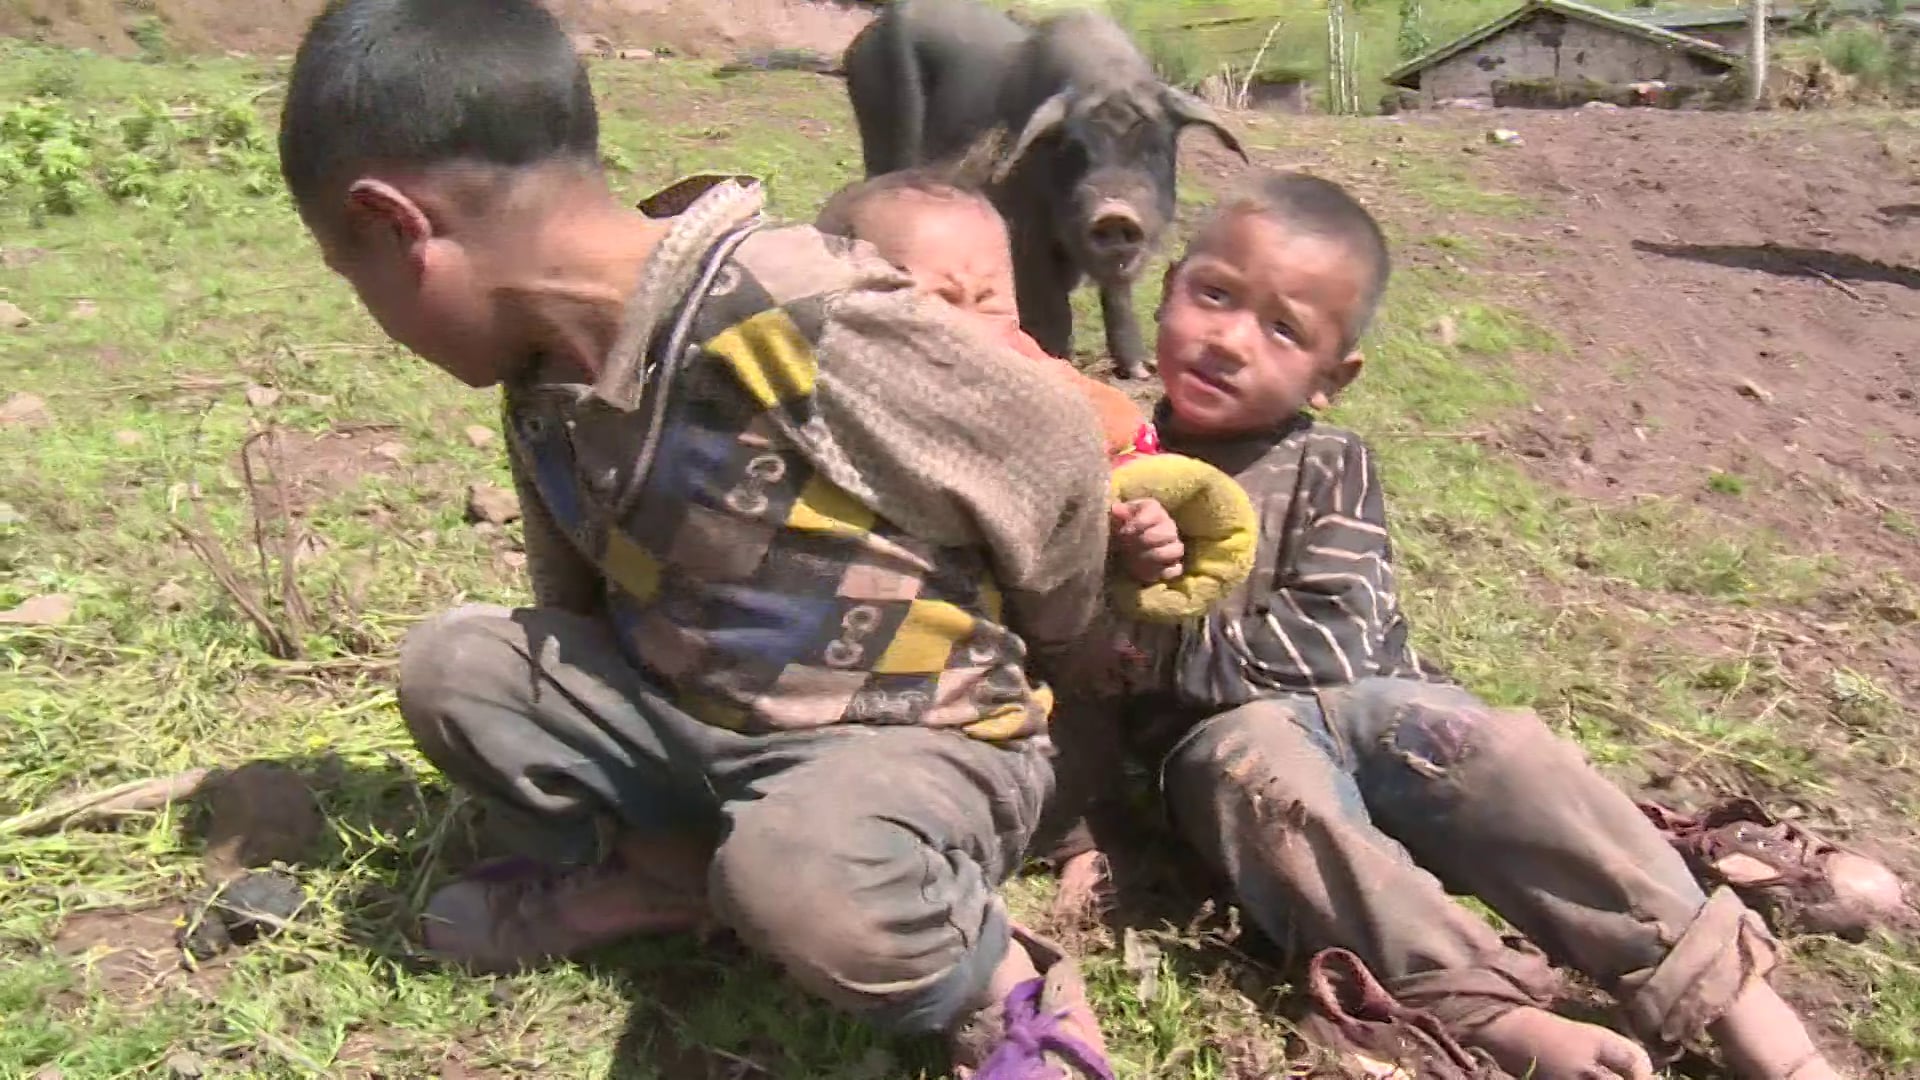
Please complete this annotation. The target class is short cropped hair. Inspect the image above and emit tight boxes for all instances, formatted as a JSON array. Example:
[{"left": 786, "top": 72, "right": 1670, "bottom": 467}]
[
  {"left": 279, "top": 0, "right": 600, "bottom": 214},
  {"left": 1200, "top": 170, "right": 1392, "bottom": 351}
]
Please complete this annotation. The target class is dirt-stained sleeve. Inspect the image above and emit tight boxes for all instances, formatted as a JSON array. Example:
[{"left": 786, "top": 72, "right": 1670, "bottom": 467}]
[{"left": 504, "top": 414, "right": 605, "bottom": 617}]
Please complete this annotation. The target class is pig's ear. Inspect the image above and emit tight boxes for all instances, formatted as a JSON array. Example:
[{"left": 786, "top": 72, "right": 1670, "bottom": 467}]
[
  {"left": 994, "top": 91, "right": 1073, "bottom": 182},
  {"left": 1163, "top": 88, "right": 1249, "bottom": 162}
]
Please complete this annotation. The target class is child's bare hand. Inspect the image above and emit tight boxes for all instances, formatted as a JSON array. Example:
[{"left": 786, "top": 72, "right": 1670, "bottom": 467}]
[{"left": 1111, "top": 498, "right": 1184, "bottom": 585}]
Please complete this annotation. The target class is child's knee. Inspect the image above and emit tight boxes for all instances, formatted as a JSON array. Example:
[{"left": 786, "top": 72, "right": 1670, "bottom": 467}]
[
  {"left": 1348, "top": 681, "right": 1563, "bottom": 785},
  {"left": 396, "top": 604, "right": 519, "bottom": 744},
  {"left": 709, "top": 809, "right": 1003, "bottom": 1032}
]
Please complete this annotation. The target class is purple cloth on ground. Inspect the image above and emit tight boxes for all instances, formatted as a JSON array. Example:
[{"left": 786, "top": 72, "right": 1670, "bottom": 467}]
[{"left": 973, "top": 978, "right": 1116, "bottom": 1080}]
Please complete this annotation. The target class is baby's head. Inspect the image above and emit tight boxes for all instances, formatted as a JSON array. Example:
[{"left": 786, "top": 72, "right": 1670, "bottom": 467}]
[
  {"left": 1155, "top": 170, "right": 1390, "bottom": 437},
  {"left": 279, "top": 0, "right": 606, "bottom": 388},
  {"left": 816, "top": 170, "right": 1020, "bottom": 334}
]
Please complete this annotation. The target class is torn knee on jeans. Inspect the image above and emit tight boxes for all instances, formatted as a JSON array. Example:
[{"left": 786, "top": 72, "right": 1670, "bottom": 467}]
[{"left": 1385, "top": 703, "right": 1485, "bottom": 779}]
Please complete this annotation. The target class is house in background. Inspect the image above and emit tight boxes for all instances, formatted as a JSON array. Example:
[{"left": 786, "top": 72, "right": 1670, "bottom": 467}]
[{"left": 1386, "top": 0, "right": 1740, "bottom": 105}]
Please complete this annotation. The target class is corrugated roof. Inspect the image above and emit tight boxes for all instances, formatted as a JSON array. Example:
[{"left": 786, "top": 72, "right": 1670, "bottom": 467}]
[
  {"left": 1648, "top": 1, "right": 1908, "bottom": 27},
  {"left": 1385, "top": 0, "right": 1742, "bottom": 87}
]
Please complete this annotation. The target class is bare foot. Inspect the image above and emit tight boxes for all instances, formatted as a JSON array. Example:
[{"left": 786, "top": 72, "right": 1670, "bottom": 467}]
[
  {"left": 1466, "top": 1006, "right": 1653, "bottom": 1080},
  {"left": 1050, "top": 850, "right": 1110, "bottom": 925},
  {"left": 1710, "top": 982, "right": 1847, "bottom": 1080}
]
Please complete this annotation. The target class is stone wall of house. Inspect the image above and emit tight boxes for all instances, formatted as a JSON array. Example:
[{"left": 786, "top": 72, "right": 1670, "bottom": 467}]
[{"left": 1418, "top": 10, "right": 1733, "bottom": 101}]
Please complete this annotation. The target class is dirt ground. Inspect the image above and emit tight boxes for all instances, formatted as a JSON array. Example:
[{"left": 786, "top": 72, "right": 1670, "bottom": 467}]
[
  {"left": 1416, "top": 108, "right": 1920, "bottom": 774},
  {"left": 0, "top": 0, "right": 873, "bottom": 59},
  {"left": 1459, "top": 107, "right": 1920, "bottom": 579},
  {"left": 9, "top": 3, "right": 1918, "bottom": 1073}
]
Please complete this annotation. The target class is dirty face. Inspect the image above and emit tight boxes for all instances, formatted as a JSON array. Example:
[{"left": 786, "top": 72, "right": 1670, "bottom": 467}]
[
  {"left": 1155, "top": 211, "right": 1368, "bottom": 436},
  {"left": 854, "top": 190, "right": 1021, "bottom": 333}
]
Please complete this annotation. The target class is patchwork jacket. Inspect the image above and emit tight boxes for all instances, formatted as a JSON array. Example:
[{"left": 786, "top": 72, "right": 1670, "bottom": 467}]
[{"left": 500, "top": 177, "right": 1112, "bottom": 742}]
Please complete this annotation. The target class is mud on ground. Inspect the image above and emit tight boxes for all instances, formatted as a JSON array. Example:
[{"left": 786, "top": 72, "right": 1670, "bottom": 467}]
[{"left": 0, "top": 0, "right": 872, "bottom": 59}]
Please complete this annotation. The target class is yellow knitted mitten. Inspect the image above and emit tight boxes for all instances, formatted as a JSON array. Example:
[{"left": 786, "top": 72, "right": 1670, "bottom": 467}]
[{"left": 1109, "top": 453, "right": 1258, "bottom": 623}]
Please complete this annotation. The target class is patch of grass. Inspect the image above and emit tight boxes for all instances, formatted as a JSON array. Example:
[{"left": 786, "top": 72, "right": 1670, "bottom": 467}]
[
  {"left": 1706, "top": 470, "right": 1748, "bottom": 496},
  {"left": 1801, "top": 935, "right": 1920, "bottom": 1069},
  {"left": 3, "top": 43, "right": 1911, "bottom": 1080}
]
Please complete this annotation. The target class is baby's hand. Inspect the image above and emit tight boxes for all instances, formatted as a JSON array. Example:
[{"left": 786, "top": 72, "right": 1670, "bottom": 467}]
[{"left": 1111, "top": 498, "right": 1184, "bottom": 585}]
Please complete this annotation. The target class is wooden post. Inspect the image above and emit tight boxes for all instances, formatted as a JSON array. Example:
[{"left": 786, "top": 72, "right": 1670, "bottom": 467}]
[{"left": 1748, "top": 0, "right": 1768, "bottom": 105}]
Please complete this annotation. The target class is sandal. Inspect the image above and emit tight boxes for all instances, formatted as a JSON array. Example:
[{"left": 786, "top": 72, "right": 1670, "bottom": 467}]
[
  {"left": 953, "top": 924, "right": 1115, "bottom": 1080},
  {"left": 1639, "top": 797, "right": 1912, "bottom": 941},
  {"left": 1298, "top": 948, "right": 1503, "bottom": 1080}
]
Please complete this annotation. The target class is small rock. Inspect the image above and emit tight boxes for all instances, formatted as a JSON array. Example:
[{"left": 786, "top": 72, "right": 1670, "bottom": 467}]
[
  {"left": 200, "top": 761, "right": 324, "bottom": 879},
  {"left": 1, "top": 392, "right": 51, "bottom": 427},
  {"left": 464, "top": 424, "right": 495, "bottom": 449},
  {"left": 153, "top": 580, "right": 193, "bottom": 612},
  {"left": 570, "top": 32, "right": 614, "bottom": 57},
  {"left": 1581, "top": 100, "right": 1622, "bottom": 111},
  {"left": 178, "top": 898, "right": 233, "bottom": 961},
  {"left": 372, "top": 440, "right": 407, "bottom": 463},
  {"left": 0, "top": 502, "right": 22, "bottom": 527},
  {"left": 69, "top": 299, "right": 100, "bottom": 320},
  {"left": 617, "top": 47, "right": 657, "bottom": 61},
  {"left": 34, "top": 1069, "right": 63, "bottom": 1080},
  {"left": 0, "top": 593, "right": 76, "bottom": 626},
  {"left": 1486, "top": 128, "right": 1524, "bottom": 147},
  {"left": 244, "top": 384, "right": 282, "bottom": 409},
  {"left": 502, "top": 551, "right": 528, "bottom": 570},
  {"left": 1735, "top": 378, "right": 1775, "bottom": 404},
  {"left": 467, "top": 483, "right": 522, "bottom": 525},
  {"left": 0, "top": 301, "right": 32, "bottom": 328},
  {"left": 1561, "top": 224, "right": 1581, "bottom": 236},
  {"left": 214, "top": 869, "right": 306, "bottom": 940},
  {"left": 165, "top": 1050, "right": 206, "bottom": 1078},
  {"left": 1435, "top": 314, "right": 1459, "bottom": 347},
  {"left": 114, "top": 429, "right": 144, "bottom": 446}
]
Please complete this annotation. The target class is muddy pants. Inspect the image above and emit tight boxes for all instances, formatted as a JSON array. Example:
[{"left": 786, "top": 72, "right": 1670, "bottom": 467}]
[
  {"left": 1157, "top": 677, "right": 1779, "bottom": 1053},
  {"left": 397, "top": 604, "right": 1051, "bottom": 1035}
]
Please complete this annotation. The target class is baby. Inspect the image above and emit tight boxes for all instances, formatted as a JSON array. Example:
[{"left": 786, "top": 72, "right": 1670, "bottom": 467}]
[{"left": 814, "top": 170, "right": 1245, "bottom": 914}]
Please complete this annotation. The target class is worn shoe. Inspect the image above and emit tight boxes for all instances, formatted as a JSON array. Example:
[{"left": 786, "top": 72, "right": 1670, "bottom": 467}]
[
  {"left": 952, "top": 925, "right": 1116, "bottom": 1080},
  {"left": 1639, "top": 798, "right": 1912, "bottom": 941},
  {"left": 1298, "top": 948, "right": 1503, "bottom": 1080},
  {"left": 420, "top": 849, "right": 709, "bottom": 974}
]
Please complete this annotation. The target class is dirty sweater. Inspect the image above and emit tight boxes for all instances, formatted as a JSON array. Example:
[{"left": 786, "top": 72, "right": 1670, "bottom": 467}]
[
  {"left": 501, "top": 178, "right": 1111, "bottom": 741},
  {"left": 1113, "top": 405, "right": 1451, "bottom": 713}
]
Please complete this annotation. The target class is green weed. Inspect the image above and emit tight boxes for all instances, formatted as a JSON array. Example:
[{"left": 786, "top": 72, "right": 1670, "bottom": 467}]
[{"left": 2, "top": 42, "right": 1915, "bottom": 1080}]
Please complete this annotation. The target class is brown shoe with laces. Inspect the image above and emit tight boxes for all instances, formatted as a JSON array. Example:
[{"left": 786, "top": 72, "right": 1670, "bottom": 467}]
[{"left": 420, "top": 836, "right": 711, "bottom": 973}]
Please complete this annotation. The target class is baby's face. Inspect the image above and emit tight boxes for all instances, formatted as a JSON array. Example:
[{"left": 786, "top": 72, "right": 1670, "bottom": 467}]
[{"left": 862, "top": 194, "right": 1020, "bottom": 332}]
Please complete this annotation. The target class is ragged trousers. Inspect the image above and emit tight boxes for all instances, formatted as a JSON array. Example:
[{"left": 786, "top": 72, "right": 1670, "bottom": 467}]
[
  {"left": 397, "top": 603, "right": 1052, "bottom": 1035},
  {"left": 1153, "top": 678, "right": 1779, "bottom": 1053}
]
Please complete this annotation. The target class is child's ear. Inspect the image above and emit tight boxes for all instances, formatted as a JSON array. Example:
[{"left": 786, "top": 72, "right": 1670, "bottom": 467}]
[
  {"left": 1307, "top": 349, "right": 1365, "bottom": 411},
  {"left": 344, "top": 178, "right": 435, "bottom": 272}
]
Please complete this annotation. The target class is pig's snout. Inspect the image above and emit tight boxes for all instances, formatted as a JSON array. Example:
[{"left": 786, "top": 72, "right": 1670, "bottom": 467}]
[{"left": 1087, "top": 202, "right": 1146, "bottom": 269}]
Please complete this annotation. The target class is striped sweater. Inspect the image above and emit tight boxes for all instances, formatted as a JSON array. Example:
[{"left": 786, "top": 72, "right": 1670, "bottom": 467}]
[{"left": 1115, "top": 406, "right": 1451, "bottom": 711}]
